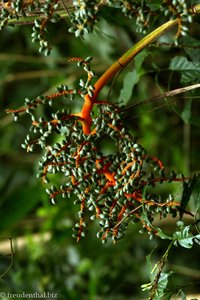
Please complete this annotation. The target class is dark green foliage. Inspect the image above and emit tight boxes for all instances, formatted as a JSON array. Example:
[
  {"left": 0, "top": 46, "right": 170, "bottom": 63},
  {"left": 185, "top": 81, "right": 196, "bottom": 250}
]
[
  {"left": 169, "top": 56, "right": 200, "bottom": 84},
  {"left": 0, "top": 1, "right": 200, "bottom": 299},
  {"left": 0, "top": 0, "right": 61, "bottom": 55},
  {"left": 180, "top": 174, "right": 200, "bottom": 219}
]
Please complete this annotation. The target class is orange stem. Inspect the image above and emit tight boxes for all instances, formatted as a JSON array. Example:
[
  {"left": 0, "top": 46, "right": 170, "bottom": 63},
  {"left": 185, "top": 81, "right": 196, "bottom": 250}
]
[{"left": 78, "top": 4, "right": 200, "bottom": 134}]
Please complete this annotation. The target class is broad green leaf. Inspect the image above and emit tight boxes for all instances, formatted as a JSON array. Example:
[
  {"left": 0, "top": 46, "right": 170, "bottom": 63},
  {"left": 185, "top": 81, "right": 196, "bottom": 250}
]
[
  {"left": 119, "top": 69, "right": 140, "bottom": 105},
  {"left": 146, "top": 251, "right": 155, "bottom": 281},
  {"left": 180, "top": 174, "right": 200, "bottom": 219},
  {"left": 148, "top": 2, "right": 161, "bottom": 10},
  {"left": 119, "top": 50, "right": 148, "bottom": 105},
  {"left": 183, "top": 36, "right": 200, "bottom": 63},
  {"left": 0, "top": 183, "right": 42, "bottom": 232},
  {"left": 135, "top": 49, "right": 149, "bottom": 71},
  {"left": 169, "top": 56, "right": 200, "bottom": 83},
  {"left": 0, "top": 171, "right": 17, "bottom": 208}
]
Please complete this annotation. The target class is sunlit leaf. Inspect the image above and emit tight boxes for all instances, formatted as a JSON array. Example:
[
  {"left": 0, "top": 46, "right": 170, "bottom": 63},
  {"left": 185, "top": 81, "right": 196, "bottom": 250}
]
[
  {"left": 154, "top": 272, "right": 172, "bottom": 300},
  {"left": 157, "top": 272, "right": 171, "bottom": 290},
  {"left": 194, "top": 236, "right": 200, "bottom": 246},
  {"left": 181, "top": 290, "right": 187, "bottom": 300},
  {"left": 173, "top": 225, "right": 193, "bottom": 248}
]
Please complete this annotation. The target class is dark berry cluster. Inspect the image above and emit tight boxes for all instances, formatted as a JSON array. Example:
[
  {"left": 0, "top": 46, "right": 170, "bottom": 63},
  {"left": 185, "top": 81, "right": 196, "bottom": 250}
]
[
  {"left": 7, "top": 57, "right": 186, "bottom": 242},
  {"left": 161, "top": 0, "right": 193, "bottom": 41},
  {"left": 0, "top": 0, "right": 60, "bottom": 55},
  {"left": 0, "top": 0, "right": 195, "bottom": 54}
]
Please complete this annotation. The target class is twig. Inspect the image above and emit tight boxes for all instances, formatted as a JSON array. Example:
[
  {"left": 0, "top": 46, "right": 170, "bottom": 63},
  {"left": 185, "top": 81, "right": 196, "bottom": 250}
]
[
  {"left": 149, "top": 241, "right": 174, "bottom": 300},
  {"left": 121, "top": 83, "right": 200, "bottom": 112},
  {"left": 0, "top": 238, "right": 14, "bottom": 280},
  {"left": 60, "top": 0, "right": 72, "bottom": 20},
  {"left": 113, "top": 205, "right": 142, "bottom": 229}
]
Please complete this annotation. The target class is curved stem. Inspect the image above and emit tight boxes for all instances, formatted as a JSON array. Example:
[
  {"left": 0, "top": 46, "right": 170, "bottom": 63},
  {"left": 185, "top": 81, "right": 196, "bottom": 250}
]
[
  {"left": 79, "top": 4, "right": 200, "bottom": 133},
  {"left": 92, "top": 4, "right": 200, "bottom": 101},
  {"left": 92, "top": 19, "right": 177, "bottom": 102}
]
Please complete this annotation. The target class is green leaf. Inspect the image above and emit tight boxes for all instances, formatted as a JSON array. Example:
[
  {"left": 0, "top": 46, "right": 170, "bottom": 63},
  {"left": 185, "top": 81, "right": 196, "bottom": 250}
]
[
  {"left": 146, "top": 251, "right": 155, "bottom": 281},
  {"left": 140, "top": 210, "right": 155, "bottom": 232},
  {"left": 158, "top": 272, "right": 171, "bottom": 290},
  {"left": 154, "top": 272, "right": 172, "bottom": 300},
  {"left": 148, "top": 2, "right": 161, "bottom": 11},
  {"left": 180, "top": 174, "right": 200, "bottom": 219},
  {"left": 156, "top": 228, "right": 172, "bottom": 240},
  {"left": 194, "top": 234, "right": 200, "bottom": 246},
  {"left": 169, "top": 56, "right": 200, "bottom": 83},
  {"left": 173, "top": 225, "right": 193, "bottom": 249},
  {"left": 135, "top": 49, "right": 149, "bottom": 71},
  {"left": 119, "top": 70, "right": 140, "bottom": 105},
  {"left": 181, "top": 290, "right": 187, "bottom": 300},
  {"left": 173, "top": 106, "right": 200, "bottom": 127},
  {"left": 183, "top": 36, "right": 200, "bottom": 63},
  {"left": 119, "top": 50, "right": 148, "bottom": 105},
  {"left": 0, "top": 183, "right": 42, "bottom": 232}
]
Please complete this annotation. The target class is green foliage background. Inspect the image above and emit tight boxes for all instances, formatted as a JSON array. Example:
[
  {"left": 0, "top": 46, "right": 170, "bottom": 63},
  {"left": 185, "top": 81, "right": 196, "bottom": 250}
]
[{"left": 0, "top": 4, "right": 200, "bottom": 299}]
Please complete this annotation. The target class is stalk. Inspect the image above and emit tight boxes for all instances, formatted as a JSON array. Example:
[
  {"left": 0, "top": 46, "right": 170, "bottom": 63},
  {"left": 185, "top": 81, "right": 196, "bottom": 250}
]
[
  {"left": 80, "top": 4, "right": 200, "bottom": 134},
  {"left": 92, "top": 19, "right": 178, "bottom": 102}
]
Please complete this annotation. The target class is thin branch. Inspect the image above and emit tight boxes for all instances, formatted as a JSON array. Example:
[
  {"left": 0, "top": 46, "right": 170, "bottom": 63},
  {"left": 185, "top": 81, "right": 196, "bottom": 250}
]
[
  {"left": 149, "top": 241, "right": 174, "bottom": 300},
  {"left": 150, "top": 42, "right": 200, "bottom": 49},
  {"left": 0, "top": 238, "right": 14, "bottom": 280},
  {"left": 6, "top": 89, "right": 76, "bottom": 114},
  {"left": 113, "top": 205, "right": 142, "bottom": 229},
  {"left": 170, "top": 264, "right": 200, "bottom": 279},
  {"left": 60, "top": 0, "right": 72, "bottom": 20},
  {"left": 121, "top": 83, "right": 200, "bottom": 112}
]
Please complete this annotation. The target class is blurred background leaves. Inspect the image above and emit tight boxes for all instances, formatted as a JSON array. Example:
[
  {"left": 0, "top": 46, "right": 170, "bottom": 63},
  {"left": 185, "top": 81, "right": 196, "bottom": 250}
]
[{"left": 0, "top": 2, "right": 200, "bottom": 299}]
